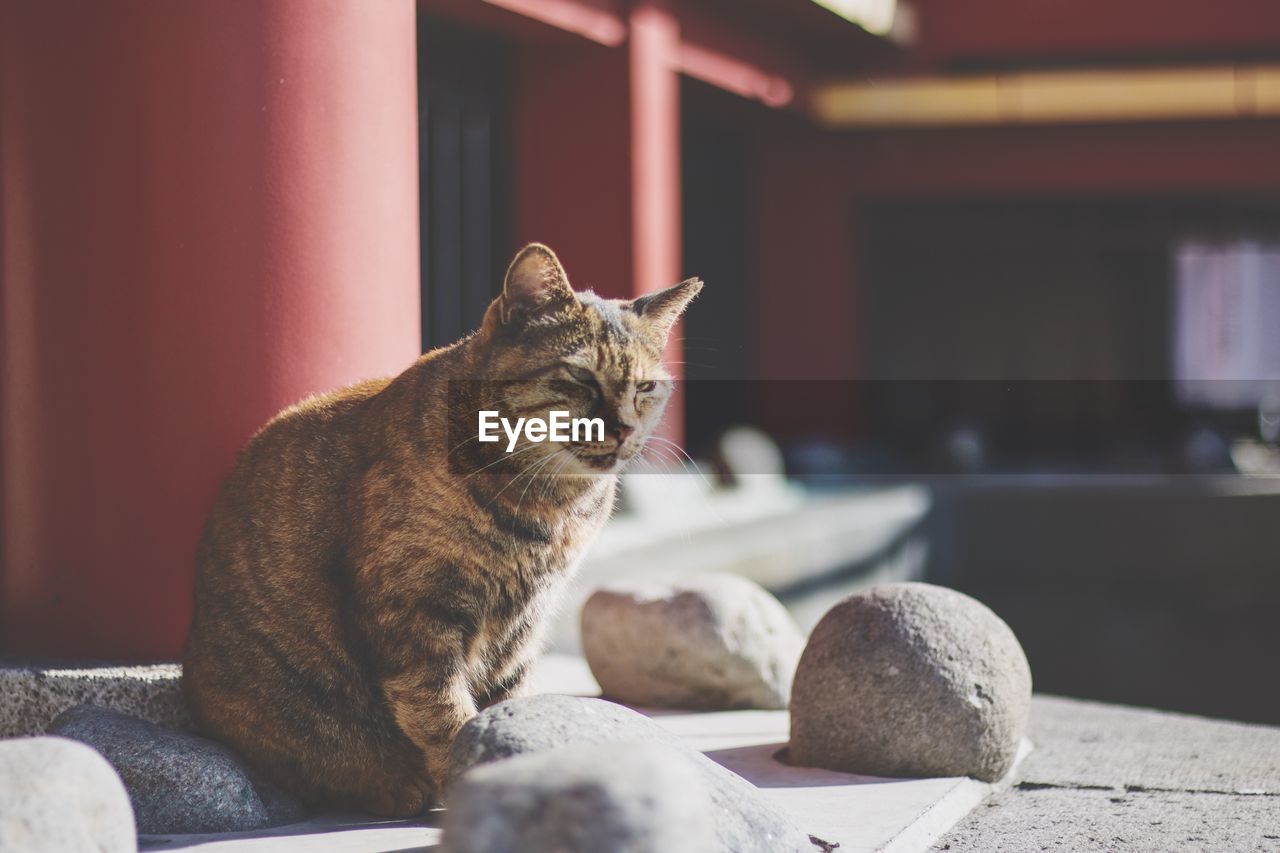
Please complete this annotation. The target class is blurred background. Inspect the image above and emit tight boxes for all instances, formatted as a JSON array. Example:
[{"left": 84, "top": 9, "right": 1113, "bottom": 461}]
[{"left": 3, "top": 1, "right": 1280, "bottom": 724}]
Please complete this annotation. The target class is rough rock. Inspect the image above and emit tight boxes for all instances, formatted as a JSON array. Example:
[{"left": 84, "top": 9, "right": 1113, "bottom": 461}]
[
  {"left": 581, "top": 573, "right": 803, "bottom": 710},
  {"left": 0, "top": 735, "right": 135, "bottom": 852},
  {"left": 0, "top": 663, "right": 187, "bottom": 738},
  {"left": 47, "top": 704, "right": 301, "bottom": 834},
  {"left": 441, "top": 741, "right": 714, "bottom": 853},
  {"left": 448, "top": 694, "right": 814, "bottom": 853},
  {"left": 790, "top": 582, "right": 1031, "bottom": 783}
]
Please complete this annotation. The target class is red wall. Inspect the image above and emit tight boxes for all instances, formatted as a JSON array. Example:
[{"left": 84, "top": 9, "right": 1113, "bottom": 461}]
[
  {"left": 755, "top": 116, "right": 1280, "bottom": 386},
  {"left": 513, "top": 41, "right": 635, "bottom": 296},
  {"left": 1, "top": 0, "right": 421, "bottom": 659}
]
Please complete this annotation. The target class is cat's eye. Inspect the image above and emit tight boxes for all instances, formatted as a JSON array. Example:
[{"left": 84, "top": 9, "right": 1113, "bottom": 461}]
[
  {"left": 565, "top": 365, "right": 598, "bottom": 386},
  {"left": 636, "top": 380, "right": 657, "bottom": 393}
]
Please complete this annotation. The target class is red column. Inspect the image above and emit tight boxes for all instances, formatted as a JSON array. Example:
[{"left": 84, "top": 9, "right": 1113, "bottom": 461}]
[
  {"left": 0, "top": 0, "right": 421, "bottom": 660},
  {"left": 629, "top": 3, "right": 687, "bottom": 436}
]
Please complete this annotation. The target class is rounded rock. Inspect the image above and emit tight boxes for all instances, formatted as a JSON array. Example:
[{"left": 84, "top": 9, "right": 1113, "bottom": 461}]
[
  {"left": 789, "top": 582, "right": 1031, "bottom": 783},
  {"left": 47, "top": 704, "right": 284, "bottom": 835},
  {"left": 0, "top": 736, "right": 135, "bottom": 852},
  {"left": 581, "top": 573, "right": 803, "bottom": 711},
  {"left": 441, "top": 741, "right": 714, "bottom": 853},
  {"left": 448, "top": 694, "right": 813, "bottom": 853}
]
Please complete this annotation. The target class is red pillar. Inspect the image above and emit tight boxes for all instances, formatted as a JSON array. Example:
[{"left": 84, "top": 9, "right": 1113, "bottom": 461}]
[
  {"left": 629, "top": 3, "right": 687, "bottom": 435},
  {"left": 0, "top": 0, "right": 421, "bottom": 660},
  {"left": 513, "top": 2, "right": 686, "bottom": 436}
]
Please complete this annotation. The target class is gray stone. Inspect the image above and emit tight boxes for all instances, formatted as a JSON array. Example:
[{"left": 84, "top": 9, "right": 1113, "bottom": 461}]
[
  {"left": 714, "top": 425, "right": 788, "bottom": 481},
  {"left": 448, "top": 694, "right": 814, "bottom": 853},
  {"left": 790, "top": 582, "right": 1031, "bottom": 783},
  {"left": 934, "top": 694, "right": 1280, "bottom": 851},
  {"left": 0, "top": 663, "right": 187, "bottom": 738},
  {"left": 0, "top": 736, "right": 135, "bottom": 853},
  {"left": 581, "top": 573, "right": 803, "bottom": 710},
  {"left": 47, "top": 704, "right": 299, "bottom": 834},
  {"left": 1023, "top": 695, "right": 1280, "bottom": 794},
  {"left": 932, "top": 785, "right": 1280, "bottom": 852},
  {"left": 441, "top": 741, "right": 714, "bottom": 853}
]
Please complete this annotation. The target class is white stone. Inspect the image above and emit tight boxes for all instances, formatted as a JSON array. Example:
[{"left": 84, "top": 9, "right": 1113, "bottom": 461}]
[
  {"left": 441, "top": 741, "right": 714, "bottom": 853},
  {"left": 448, "top": 694, "right": 814, "bottom": 853},
  {"left": 581, "top": 573, "right": 803, "bottom": 710},
  {"left": 0, "top": 736, "right": 135, "bottom": 853}
]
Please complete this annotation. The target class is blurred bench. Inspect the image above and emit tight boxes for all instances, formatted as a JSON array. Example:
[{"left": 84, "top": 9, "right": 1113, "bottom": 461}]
[{"left": 548, "top": 471, "right": 932, "bottom": 653}]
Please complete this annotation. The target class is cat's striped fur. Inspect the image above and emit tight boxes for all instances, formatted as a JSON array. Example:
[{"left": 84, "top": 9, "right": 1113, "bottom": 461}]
[{"left": 182, "top": 245, "right": 700, "bottom": 815}]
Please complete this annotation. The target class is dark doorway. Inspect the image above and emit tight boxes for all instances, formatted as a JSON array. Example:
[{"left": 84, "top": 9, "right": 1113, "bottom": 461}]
[
  {"left": 681, "top": 84, "right": 760, "bottom": 454},
  {"left": 418, "top": 19, "right": 513, "bottom": 351},
  {"left": 858, "top": 196, "right": 1280, "bottom": 470}
]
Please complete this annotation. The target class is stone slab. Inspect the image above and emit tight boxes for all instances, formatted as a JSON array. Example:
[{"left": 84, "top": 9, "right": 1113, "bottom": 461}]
[
  {"left": 135, "top": 654, "right": 1019, "bottom": 852},
  {"left": 1023, "top": 695, "right": 1280, "bottom": 795},
  {"left": 933, "top": 786, "right": 1280, "bottom": 853},
  {"left": 0, "top": 663, "right": 187, "bottom": 737},
  {"left": 138, "top": 813, "right": 443, "bottom": 851},
  {"left": 932, "top": 694, "right": 1280, "bottom": 851},
  {"left": 646, "top": 708, "right": 1030, "bottom": 853}
]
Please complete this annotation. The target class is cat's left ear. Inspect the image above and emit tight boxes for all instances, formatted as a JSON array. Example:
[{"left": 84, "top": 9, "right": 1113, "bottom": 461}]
[
  {"left": 631, "top": 277, "right": 703, "bottom": 340},
  {"left": 500, "top": 243, "right": 575, "bottom": 324}
]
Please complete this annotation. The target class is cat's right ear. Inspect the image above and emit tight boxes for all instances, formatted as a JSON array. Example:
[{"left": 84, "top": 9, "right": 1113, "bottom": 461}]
[{"left": 499, "top": 243, "right": 575, "bottom": 324}]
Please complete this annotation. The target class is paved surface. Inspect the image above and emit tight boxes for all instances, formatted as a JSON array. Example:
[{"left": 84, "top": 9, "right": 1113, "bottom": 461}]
[
  {"left": 139, "top": 656, "right": 1010, "bottom": 851},
  {"left": 9, "top": 657, "right": 1278, "bottom": 850},
  {"left": 934, "top": 695, "right": 1280, "bottom": 852}
]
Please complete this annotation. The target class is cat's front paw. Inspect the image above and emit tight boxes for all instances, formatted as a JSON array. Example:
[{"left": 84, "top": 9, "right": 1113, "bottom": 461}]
[{"left": 358, "top": 773, "right": 435, "bottom": 818}]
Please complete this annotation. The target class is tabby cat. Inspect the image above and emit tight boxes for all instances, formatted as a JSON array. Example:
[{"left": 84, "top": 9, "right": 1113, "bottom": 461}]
[{"left": 182, "top": 244, "right": 701, "bottom": 815}]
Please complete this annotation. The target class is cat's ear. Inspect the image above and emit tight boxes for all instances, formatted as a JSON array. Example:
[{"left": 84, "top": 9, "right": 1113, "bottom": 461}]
[
  {"left": 630, "top": 277, "right": 703, "bottom": 340},
  {"left": 500, "top": 243, "right": 575, "bottom": 324}
]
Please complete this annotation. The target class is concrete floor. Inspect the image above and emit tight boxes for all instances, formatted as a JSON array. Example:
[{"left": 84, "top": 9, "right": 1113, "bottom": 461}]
[
  {"left": 12, "top": 654, "right": 1277, "bottom": 851},
  {"left": 934, "top": 696, "right": 1280, "bottom": 852}
]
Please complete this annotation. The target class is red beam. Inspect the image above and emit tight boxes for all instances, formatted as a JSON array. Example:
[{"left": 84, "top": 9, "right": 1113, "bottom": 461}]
[
  {"left": 916, "top": 0, "right": 1280, "bottom": 65},
  {"left": 482, "top": 0, "right": 625, "bottom": 45}
]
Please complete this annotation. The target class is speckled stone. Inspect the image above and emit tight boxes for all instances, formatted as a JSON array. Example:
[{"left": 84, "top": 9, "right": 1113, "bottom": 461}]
[
  {"left": 790, "top": 583, "right": 1031, "bottom": 783},
  {"left": 0, "top": 663, "right": 188, "bottom": 737},
  {"left": 48, "top": 705, "right": 285, "bottom": 835}
]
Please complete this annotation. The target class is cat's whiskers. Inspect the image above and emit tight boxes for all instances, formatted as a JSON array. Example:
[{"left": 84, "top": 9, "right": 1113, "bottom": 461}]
[
  {"left": 485, "top": 445, "right": 563, "bottom": 507},
  {"left": 510, "top": 448, "right": 568, "bottom": 533},
  {"left": 645, "top": 435, "right": 717, "bottom": 494},
  {"left": 443, "top": 432, "right": 482, "bottom": 460},
  {"left": 633, "top": 442, "right": 724, "bottom": 537},
  {"left": 458, "top": 440, "right": 542, "bottom": 482},
  {"left": 442, "top": 392, "right": 528, "bottom": 460},
  {"left": 538, "top": 451, "right": 574, "bottom": 502}
]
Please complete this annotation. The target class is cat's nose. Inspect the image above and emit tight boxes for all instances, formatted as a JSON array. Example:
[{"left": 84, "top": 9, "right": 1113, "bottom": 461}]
[{"left": 611, "top": 423, "right": 635, "bottom": 444}]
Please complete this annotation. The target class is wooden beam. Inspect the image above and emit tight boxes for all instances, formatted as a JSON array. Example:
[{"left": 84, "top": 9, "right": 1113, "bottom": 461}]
[
  {"left": 811, "top": 65, "right": 1280, "bottom": 128},
  {"left": 479, "top": 0, "right": 626, "bottom": 46}
]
